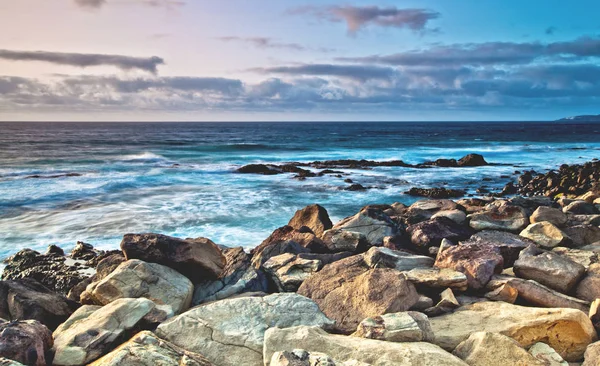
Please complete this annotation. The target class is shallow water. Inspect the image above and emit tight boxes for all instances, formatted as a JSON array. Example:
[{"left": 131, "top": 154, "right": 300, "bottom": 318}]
[{"left": 0, "top": 121, "right": 599, "bottom": 259}]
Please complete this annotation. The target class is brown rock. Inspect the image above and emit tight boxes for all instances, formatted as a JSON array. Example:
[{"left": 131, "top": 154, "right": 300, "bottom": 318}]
[
  {"left": 460, "top": 230, "right": 532, "bottom": 267},
  {"left": 406, "top": 217, "right": 473, "bottom": 254},
  {"left": 353, "top": 311, "right": 434, "bottom": 342},
  {"left": 583, "top": 341, "right": 600, "bottom": 366},
  {"left": 288, "top": 204, "right": 333, "bottom": 237},
  {"left": 120, "top": 233, "right": 225, "bottom": 283},
  {"left": 484, "top": 283, "right": 518, "bottom": 303},
  {"left": 331, "top": 208, "right": 399, "bottom": 246},
  {"left": 453, "top": 332, "right": 545, "bottom": 366},
  {"left": 0, "top": 320, "right": 53, "bottom": 366},
  {"left": 468, "top": 202, "right": 529, "bottom": 232},
  {"left": 321, "top": 229, "right": 368, "bottom": 253},
  {"left": 563, "top": 225, "right": 600, "bottom": 247},
  {"left": 434, "top": 243, "right": 504, "bottom": 290},
  {"left": 577, "top": 264, "right": 600, "bottom": 303},
  {"left": 530, "top": 206, "right": 568, "bottom": 226}
]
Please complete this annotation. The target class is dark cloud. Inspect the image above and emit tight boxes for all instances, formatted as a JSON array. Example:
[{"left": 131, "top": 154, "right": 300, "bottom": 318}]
[
  {"left": 251, "top": 64, "right": 398, "bottom": 82},
  {"left": 0, "top": 50, "right": 164, "bottom": 73},
  {"left": 338, "top": 36, "right": 600, "bottom": 66},
  {"left": 74, "top": 0, "right": 105, "bottom": 8},
  {"left": 292, "top": 5, "right": 439, "bottom": 34},
  {"left": 545, "top": 26, "right": 557, "bottom": 35}
]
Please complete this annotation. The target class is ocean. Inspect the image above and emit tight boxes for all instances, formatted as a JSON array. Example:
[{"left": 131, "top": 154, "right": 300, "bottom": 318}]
[{"left": 0, "top": 121, "right": 599, "bottom": 260}]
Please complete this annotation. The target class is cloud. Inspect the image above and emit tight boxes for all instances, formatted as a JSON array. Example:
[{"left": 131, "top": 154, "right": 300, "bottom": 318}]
[
  {"left": 74, "top": 0, "right": 106, "bottom": 8},
  {"left": 292, "top": 5, "right": 440, "bottom": 34},
  {"left": 0, "top": 50, "right": 165, "bottom": 73},
  {"left": 251, "top": 64, "right": 398, "bottom": 82},
  {"left": 74, "top": 0, "right": 184, "bottom": 9},
  {"left": 545, "top": 26, "right": 557, "bottom": 35},
  {"left": 338, "top": 36, "right": 600, "bottom": 66},
  {"left": 216, "top": 37, "right": 306, "bottom": 51}
]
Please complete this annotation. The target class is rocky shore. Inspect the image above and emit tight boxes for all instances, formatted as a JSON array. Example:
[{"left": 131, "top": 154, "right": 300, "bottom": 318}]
[{"left": 1, "top": 160, "right": 600, "bottom": 365}]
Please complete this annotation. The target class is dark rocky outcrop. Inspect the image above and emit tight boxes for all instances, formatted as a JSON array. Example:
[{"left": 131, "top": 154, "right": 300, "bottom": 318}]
[
  {"left": 406, "top": 217, "right": 473, "bottom": 254},
  {"left": 406, "top": 187, "right": 466, "bottom": 199},
  {"left": 515, "top": 160, "right": 600, "bottom": 197},
  {"left": 0, "top": 320, "right": 53, "bottom": 366}
]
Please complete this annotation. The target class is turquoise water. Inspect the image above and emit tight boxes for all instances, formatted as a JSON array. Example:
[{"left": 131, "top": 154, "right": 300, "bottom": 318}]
[{"left": 0, "top": 121, "right": 599, "bottom": 259}]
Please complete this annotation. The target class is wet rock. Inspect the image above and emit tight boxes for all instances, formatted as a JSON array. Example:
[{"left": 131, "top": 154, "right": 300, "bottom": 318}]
[
  {"left": 406, "top": 187, "right": 466, "bottom": 199},
  {"left": 155, "top": 293, "right": 333, "bottom": 366},
  {"left": 434, "top": 243, "right": 504, "bottom": 290},
  {"left": 46, "top": 245, "right": 65, "bottom": 256},
  {"left": 263, "top": 253, "right": 321, "bottom": 292},
  {"left": 0, "top": 320, "right": 53, "bottom": 366},
  {"left": 332, "top": 208, "right": 399, "bottom": 247},
  {"left": 321, "top": 229, "right": 368, "bottom": 253},
  {"left": 460, "top": 230, "right": 532, "bottom": 267},
  {"left": 70, "top": 242, "right": 98, "bottom": 261},
  {"left": 345, "top": 183, "right": 367, "bottom": 191},
  {"left": 287, "top": 205, "right": 333, "bottom": 237},
  {"left": 519, "top": 222, "right": 572, "bottom": 249},
  {"left": 0, "top": 278, "right": 77, "bottom": 331},
  {"left": 120, "top": 233, "right": 225, "bottom": 283},
  {"left": 530, "top": 206, "right": 568, "bottom": 226},
  {"left": 237, "top": 164, "right": 280, "bottom": 175},
  {"left": 352, "top": 311, "right": 434, "bottom": 342},
  {"left": 406, "top": 217, "right": 472, "bottom": 254},
  {"left": 453, "top": 332, "right": 545, "bottom": 366},
  {"left": 458, "top": 154, "right": 488, "bottom": 167},
  {"left": 468, "top": 202, "right": 529, "bottom": 232}
]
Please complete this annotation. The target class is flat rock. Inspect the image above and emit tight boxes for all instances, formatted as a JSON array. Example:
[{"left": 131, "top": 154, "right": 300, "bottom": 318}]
[
  {"left": 155, "top": 293, "right": 333, "bottom": 366},
  {"left": 88, "top": 331, "right": 212, "bottom": 366},
  {"left": 332, "top": 208, "right": 399, "bottom": 246},
  {"left": 402, "top": 268, "right": 468, "bottom": 290},
  {"left": 531, "top": 206, "right": 568, "bottom": 226},
  {"left": 287, "top": 204, "right": 333, "bottom": 237},
  {"left": 264, "top": 326, "right": 468, "bottom": 366},
  {"left": 428, "top": 301, "right": 596, "bottom": 361},
  {"left": 120, "top": 233, "right": 225, "bottom": 283},
  {"left": 520, "top": 222, "right": 573, "bottom": 249},
  {"left": 434, "top": 243, "right": 504, "bottom": 290},
  {"left": 352, "top": 311, "right": 434, "bottom": 343},
  {"left": 468, "top": 202, "right": 529, "bottom": 232},
  {"left": 53, "top": 298, "right": 157, "bottom": 366},
  {"left": 431, "top": 209, "right": 467, "bottom": 224},
  {"left": 0, "top": 320, "right": 53, "bottom": 366},
  {"left": 362, "top": 247, "right": 434, "bottom": 271},
  {"left": 81, "top": 259, "right": 193, "bottom": 318},
  {"left": 513, "top": 245, "right": 586, "bottom": 294},
  {"left": 452, "top": 332, "right": 545, "bottom": 366},
  {"left": 460, "top": 230, "right": 532, "bottom": 267},
  {"left": 0, "top": 278, "right": 77, "bottom": 330},
  {"left": 406, "top": 217, "right": 472, "bottom": 253},
  {"left": 263, "top": 253, "right": 321, "bottom": 292}
]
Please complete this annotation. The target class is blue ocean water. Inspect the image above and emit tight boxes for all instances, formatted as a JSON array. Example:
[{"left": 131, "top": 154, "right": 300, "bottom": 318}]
[{"left": 0, "top": 121, "right": 599, "bottom": 260}]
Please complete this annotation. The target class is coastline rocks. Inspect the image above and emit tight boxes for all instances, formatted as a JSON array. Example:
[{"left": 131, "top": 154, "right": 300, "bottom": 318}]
[
  {"left": 452, "top": 332, "right": 545, "bottom": 366},
  {"left": 120, "top": 233, "right": 225, "bottom": 283},
  {"left": 321, "top": 229, "right": 368, "bottom": 253},
  {"left": 53, "top": 298, "right": 157, "bottom": 366},
  {"left": 264, "top": 326, "right": 468, "bottom": 366},
  {"left": 402, "top": 268, "right": 468, "bottom": 290},
  {"left": 331, "top": 208, "right": 399, "bottom": 246},
  {"left": 406, "top": 187, "right": 466, "bottom": 199},
  {"left": 237, "top": 164, "right": 279, "bottom": 175},
  {"left": 434, "top": 243, "right": 504, "bottom": 290},
  {"left": 460, "top": 230, "right": 532, "bottom": 267},
  {"left": 584, "top": 341, "right": 600, "bottom": 366},
  {"left": 528, "top": 342, "right": 568, "bottom": 366},
  {"left": 362, "top": 247, "right": 434, "bottom": 271},
  {"left": 263, "top": 253, "right": 321, "bottom": 292},
  {"left": 431, "top": 210, "right": 467, "bottom": 225},
  {"left": 88, "top": 331, "right": 211, "bottom": 366},
  {"left": 251, "top": 226, "right": 327, "bottom": 268},
  {"left": 406, "top": 217, "right": 472, "bottom": 253},
  {"left": 155, "top": 293, "right": 333, "bottom": 366},
  {"left": 0, "top": 320, "right": 53, "bottom": 366},
  {"left": 352, "top": 311, "right": 434, "bottom": 343},
  {"left": 513, "top": 245, "right": 586, "bottom": 293},
  {"left": 287, "top": 204, "right": 333, "bottom": 237},
  {"left": 0, "top": 279, "right": 77, "bottom": 331},
  {"left": 576, "top": 264, "right": 600, "bottom": 302},
  {"left": 563, "top": 200, "right": 598, "bottom": 215},
  {"left": 468, "top": 202, "right": 529, "bottom": 232},
  {"left": 193, "top": 247, "right": 267, "bottom": 305},
  {"left": 563, "top": 225, "right": 600, "bottom": 247},
  {"left": 530, "top": 206, "right": 568, "bottom": 226},
  {"left": 458, "top": 153, "right": 488, "bottom": 167},
  {"left": 67, "top": 253, "right": 125, "bottom": 302},
  {"left": 80, "top": 259, "right": 193, "bottom": 318},
  {"left": 269, "top": 350, "right": 357, "bottom": 366},
  {"left": 519, "top": 222, "right": 572, "bottom": 249},
  {"left": 297, "top": 255, "right": 419, "bottom": 333},
  {"left": 428, "top": 301, "right": 596, "bottom": 361}
]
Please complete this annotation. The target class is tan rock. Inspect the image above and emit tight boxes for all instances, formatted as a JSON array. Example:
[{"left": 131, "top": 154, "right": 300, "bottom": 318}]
[
  {"left": 424, "top": 288, "right": 460, "bottom": 317},
  {"left": 288, "top": 204, "right": 333, "bottom": 237},
  {"left": 552, "top": 247, "right": 598, "bottom": 268},
  {"left": 577, "top": 264, "right": 600, "bottom": 303},
  {"left": 452, "top": 332, "right": 545, "bottom": 366},
  {"left": 332, "top": 208, "right": 398, "bottom": 246},
  {"left": 402, "top": 268, "right": 468, "bottom": 290},
  {"left": 484, "top": 283, "right": 518, "bottom": 303},
  {"left": 431, "top": 209, "right": 467, "bottom": 225},
  {"left": 321, "top": 229, "right": 367, "bottom": 253},
  {"left": 0, "top": 320, "right": 53, "bottom": 366},
  {"left": 363, "top": 247, "right": 434, "bottom": 271},
  {"left": 584, "top": 341, "right": 600, "bottom": 366},
  {"left": 578, "top": 192, "right": 600, "bottom": 204},
  {"left": 263, "top": 253, "right": 321, "bottom": 292},
  {"left": 468, "top": 202, "right": 529, "bottom": 232},
  {"left": 520, "top": 222, "right": 572, "bottom": 249},
  {"left": 531, "top": 206, "right": 568, "bottom": 226},
  {"left": 352, "top": 311, "right": 434, "bottom": 343}
]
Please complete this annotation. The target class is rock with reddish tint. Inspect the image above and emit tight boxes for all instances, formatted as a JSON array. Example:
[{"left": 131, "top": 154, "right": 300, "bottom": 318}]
[
  {"left": 251, "top": 226, "right": 328, "bottom": 266},
  {"left": 460, "top": 230, "right": 532, "bottom": 267},
  {"left": 120, "top": 233, "right": 225, "bottom": 283},
  {"left": 406, "top": 217, "right": 472, "bottom": 254},
  {"left": 434, "top": 243, "right": 504, "bottom": 290},
  {"left": 0, "top": 320, "right": 53, "bottom": 366},
  {"left": 458, "top": 154, "right": 488, "bottom": 167},
  {"left": 288, "top": 205, "right": 333, "bottom": 237}
]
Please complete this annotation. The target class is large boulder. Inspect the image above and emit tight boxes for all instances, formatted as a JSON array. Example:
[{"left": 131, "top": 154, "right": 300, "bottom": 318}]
[
  {"left": 0, "top": 320, "right": 53, "bottom": 366},
  {"left": 520, "top": 222, "right": 573, "bottom": 249},
  {"left": 80, "top": 259, "right": 193, "bottom": 318},
  {"left": 193, "top": 247, "right": 267, "bottom": 305},
  {"left": 67, "top": 254, "right": 125, "bottom": 302},
  {"left": 52, "top": 298, "right": 157, "bottom": 365},
  {"left": 264, "top": 326, "right": 468, "bottom": 366},
  {"left": 120, "top": 233, "right": 225, "bottom": 282},
  {"left": 287, "top": 204, "right": 333, "bottom": 237},
  {"left": 434, "top": 243, "right": 504, "bottom": 290},
  {"left": 331, "top": 208, "right": 399, "bottom": 246},
  {"left": 576, "top": 264, "right": 600, "bottom": 303},
  {"left": 513, "top": 245, "right": 586, "bottom": 294},
  {"left": 352, "top": 311, "right": 434, "bottom": 343},
  {"left": 406, "top": 217, "right": 472, "bottom": 254},
  {"left": 321, "top": 229, "right": 368, "bottom": 253},
  {"left": 563, "top": 225, "right": 600, "bottom": 247},
  {"left": 563, "top": 200, "right": 598, "bottom": 215},
  {"left": 468, "top": 202, "right": 529, "bottom": 232},
  {"left": 88, "top": 331, "right": 211, "bottom": 366},
  {"left": 0, "top": 279, "right": 77, "bottom": 330},
  {"left": 428, "top": 301, "right": 596, "bottom": 362},
  {"left": 155, "top": 293, "right": 333, "bottom": 366},
  {"left": 530, "top": 206, "right": 568, "bottom": 226},
  {"left": 402, "top": 199, "right": 462, "bottom": 224},
  {"left": 453, "top": 332, "right": 545, "bottom": 366},
  {"left": 297, "top": 255, "right": 419, "bottom": 333},
  {"left": 250, "top": 226, "right": 326, "bottom": 268},
  {"left": 269, "top": 350, "right": 365, "bottom": 366},
  {"left": 460, "top": 230, "right": 532, "bottom": 267}
]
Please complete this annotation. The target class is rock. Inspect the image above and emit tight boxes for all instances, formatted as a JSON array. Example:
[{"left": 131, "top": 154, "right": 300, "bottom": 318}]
[
  {"left": 552, "top": 247, "right": 598, "bottom": 268},
  {"left": 411, "top": 295, "right": 434, "bottom": 311},
  {"left": 434, "top": 243, "right": 504, "bottom": 290},
  {"left": 52, "top": 298, "right": 157, "bottom": 365},
  {"left": 468, "top": 202, "right": 529, "bottom": 232},
  {"left": 0, "top": 320, "right": 53, "bottom": 366},
  {"left": 251, "top": 226, "right": 327, "bottom": 267},
  {"left": 579, "top": 192, "right": 600, "bottom": 204},
  {"left": 264, "top": 326, "right": 468, "bottom": 366},
  {"left": 458, "top": 153, "right": 488, "bottom": 167},
  {"left": 362, "top": 247, "right": 434, "bottom": 271},
  {"left": 155, "top": 293, "right": 333, "bottom": 366},
  {"left": 297, "top": 255, "right": 419, "bottom": 333},
  {"left": 352, "top": 311, "right": 434, "bottom": 342},
  {"left": 331, "top": 208, "right": 399, "bottom": 246},
  {"left": 431, "top": 210, "right": 467, "bottom": 225},
  {"left": 563, "top": 225, "right": 600, "bottom": 247},
  {"left": 0, "top": 357, "right": 26, "bottom": 365},
  {"left": 452, "top": 332, "right": 545, "bottom": 366},
  {"left": 402, "top": 268, "right": 468, "bottom": 291},
  {"left": 564, "top": 200, "right": 598, "bottom": 215},
  {"left": 70, "top": 242, "right": 98, "bottom": 261},
  {"left": 46, "top": 245, "right": 65, "bottom": 256},
  {"left": 487, "top": 275, "right": 589, "bottom": 312},
  {"left": 269, "top": 349, "right": 363, "bottom": 366},
  {"left": 67, "top": 253, "right": 125, "bottom": 302},
  {"left": 251, "top": 240, "right": 309, "bottom": 269},
  {"left": 321, "top": 229, "right": 368, "bottom": 253},
  {"left": 1, "top": 249, "right": 89, "bottom": 294},
  {"left": 460, "top": 230, "right": 532, "bottom": 267},
  {"left": 531, "top": 206, "right": 568, "bottom": 226},
  {"left": 237, "top": 164, "right": 280, "bottom": 175},
  {"left": 120, "top": 233, "right": 225, "bottom": 283},
  {"left": 567, "top": 214, "right": 600, "bottom": 226},
  {"left": 576, "top": 264, "right": 600, "bottom": 302},
  {"left": 513, "top": 245, "right": 586, "bottom": 294},
  {"left": 193, "top": 247, "right": 267, "bottom": 305},
  {"left": 88, "top": 331, "right": 211, "bottom": 366},
  {"left": 80, "top": 259, "right": 193, "bottom": 318},
  {"left": 584, "top": 341, "right": 600, "bottom": 366},
  {"left": 345, "top": 183, "right": 367, "bottom": 191},
  {"left": 406, "top": 187, "right": 466, "bottom": 199},
  {"left": 528, "top": 342, "right": 568, "bottom": 366},
  {"left": 484, "top": 283, "right": 518, "bottom": 303},
  {"left": 409, "top": 199, "right": 461, "bottom": 213},
  {"left": 263, "top": 253, "right": 321, "bottom": 292},
  {"left": 520, "top": 222, "right": 573, "bottom": 249},
  {"left": 428, "top": 301, "right": 596, "bottom": 361},
  {"left": 424, "top": 288, "right": 460, "bottom": 317},
  {"left": 288, "top": 205, "right": 333, "bottom": 237},
  {"left": 0, "top": 279, "right": 77, "bottom": 331},
  {"left": 406, "top": 217, "right": 472, "bottom": 254}
]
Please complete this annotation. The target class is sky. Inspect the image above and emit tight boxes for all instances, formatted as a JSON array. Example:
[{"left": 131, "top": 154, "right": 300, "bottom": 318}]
[{"left": 1, "top": 0, "right": 600, "bottom": 121}]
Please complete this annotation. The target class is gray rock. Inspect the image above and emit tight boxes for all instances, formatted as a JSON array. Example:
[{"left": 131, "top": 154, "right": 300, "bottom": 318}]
[
  {"left": 563, "top": 200, "right": 598, "bottom": 215},
  {"left": 352, "top": 311, "right": 434, "bottom": 342},
  {"left": 401, "top": 268, "right": 468, "bottom": 290},
  {"left": 434, "top": 243, "right": 504, "bottom": 290},
  {"left": 528, "top": 342, "right": 568, "bottom": 366},
  {"left": 424, "top": 288, "right": 460, "bottom": 317},
  {"left": 563, "top": 225, "right": 600, "bottom": 247},
  {"left": 332, "top": 208, "right": 398, "bottom": 246},
  {"left": 453, "top": 332, "right": 545, "bottom": 366},
  {"left": 576, "top": 263, "right": 600, "bottom": 303},
  {"left": 552, "top": 247, "right": 598, "bottom": 268},
  {"left": 431, "top": 210, "right": 467, "bottom": 225},
  {"left": 406, "top": 217, "right": 472, "bottom": 253},
  {"left": 321, "top": 229, "right": 368, "bottom": 253},
  {"left": 362, "top": 247, "right": 433, "bottom": 271},
  {"left": 460, "top": 230, "right": 533, "bottom": 267},
  {"left": 468, "top": 202, "right": 529, "bottom": 232},
  {"left": 263, "top": 253, "right": 321, "bottom": 292}
]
